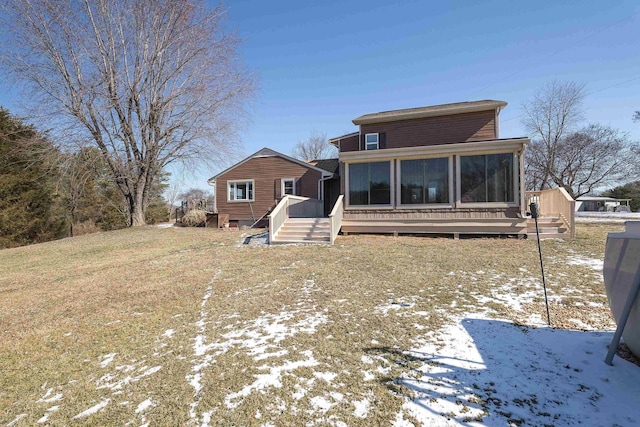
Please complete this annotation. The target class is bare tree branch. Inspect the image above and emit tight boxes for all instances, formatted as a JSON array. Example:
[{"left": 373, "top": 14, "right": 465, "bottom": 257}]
[
  {"left": 291, "top": 131, "right": 337, "bottom": 161},
  {"left": 1, "top": 0, "right": 255, "bottom": 226}
]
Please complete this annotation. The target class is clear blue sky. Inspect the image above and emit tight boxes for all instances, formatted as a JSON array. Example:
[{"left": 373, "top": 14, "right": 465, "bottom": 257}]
[{"left": 1, "top": 0, "right": 639, "bottom": 191}]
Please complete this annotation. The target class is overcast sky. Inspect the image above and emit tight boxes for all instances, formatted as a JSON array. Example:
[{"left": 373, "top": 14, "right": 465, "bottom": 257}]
[{"left": 1, "top": 0, "right": 639, "bottom": 191}]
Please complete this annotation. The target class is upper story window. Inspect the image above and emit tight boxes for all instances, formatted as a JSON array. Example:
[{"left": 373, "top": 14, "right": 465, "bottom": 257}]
[
  {"left": 228, "top": 180, "right": 254, "bottom": 202},
  {"left": 365, "top": 133, "right": 379, "bottom": 150}
]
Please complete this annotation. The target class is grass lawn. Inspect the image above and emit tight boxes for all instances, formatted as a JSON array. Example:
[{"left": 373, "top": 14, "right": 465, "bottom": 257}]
[{"left": 0, "top": 222, "right": 636, "bottom": 426}]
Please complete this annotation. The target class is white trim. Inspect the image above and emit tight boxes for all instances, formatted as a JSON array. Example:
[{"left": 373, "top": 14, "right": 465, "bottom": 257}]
[
  {"left": 345, "top": 160, "right": 394, "bottom": 209},
  {"left": 227, "top": 179, "right": 255, "bottom": 202},
  {"left": 365, "top": 133, "right": 379, "bottom": 150},
  {"left": 396, "top": 156, "right": 454, "bottom": 209},
  {"left": 281, "top": 177, "right": 296, "bottom": 196},
  {"left": 340, "top": 138, "right": 529, "bottom": 163}
]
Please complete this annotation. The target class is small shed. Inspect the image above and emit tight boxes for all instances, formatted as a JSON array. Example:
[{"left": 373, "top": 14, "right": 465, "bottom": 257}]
[{"left": 576, "top": 196, "right": 631, "bottom": 212}]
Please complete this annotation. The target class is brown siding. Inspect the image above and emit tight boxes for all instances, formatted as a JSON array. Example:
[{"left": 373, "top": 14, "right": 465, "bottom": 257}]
[
  {"left": 359, "top": 110, "right": 496, "bottom": 150},
  {"left": 216, "top": 156, "right": 322, "bottom": 221},
  {"left": 338, "top": 134, "right": 360, "bottom": 153},
  {"left": 343, "top": 207, "right": 521, "bottom": 220}
]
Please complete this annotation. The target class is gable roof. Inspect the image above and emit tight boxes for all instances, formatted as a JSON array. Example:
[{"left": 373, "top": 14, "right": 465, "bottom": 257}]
[
  {"left": 308, "top": 158, "right": 339, "bottom": 174},
  {"left": 207, "top": 147, "right": 334, "bottom": 183},
  {"left": 352, "top": 100, "right": 508, "bottom": 125}
]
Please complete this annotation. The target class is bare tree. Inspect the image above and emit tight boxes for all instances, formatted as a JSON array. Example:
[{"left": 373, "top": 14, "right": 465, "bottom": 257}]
[
  {"left": 521, "top": 81, "right": 586, "bottom": 190},
  {"left": 1, "top": 0, "right": 254, "bottom": 226},
  {"left": 546, "top": 124, "right": 633, "bottom": 199},
  {"left": 291, "top": 131, "right": 337, "bottom": 161}
]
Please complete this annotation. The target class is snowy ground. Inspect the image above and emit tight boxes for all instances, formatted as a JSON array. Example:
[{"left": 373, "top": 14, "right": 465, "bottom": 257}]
[
  {"left": 576, "top": 212, "right": 640, "bottom": 223},
  {"left": 3, "top": 224, "right": 640, "bottom": 426},
  {"left": 395, "top": 316, "right": 640, "bottom": 426}
]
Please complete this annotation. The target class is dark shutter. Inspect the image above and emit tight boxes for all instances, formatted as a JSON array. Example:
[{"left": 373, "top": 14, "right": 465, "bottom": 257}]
[
  {"left": 379, "top": 132, "right": 386, "bottom": 149},
  {"left": 295, "top": 179, "right": 301, "bottom": 196},
  {"left": 360, "top": 133, "right": 365, "bottom": 151},
  {"left": 274, "top": 179, "right": 281, "bottom": 199}
]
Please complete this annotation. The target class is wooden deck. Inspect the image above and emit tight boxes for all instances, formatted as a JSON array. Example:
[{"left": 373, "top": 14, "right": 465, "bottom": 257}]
[{"left": 340, "top": 218, "right": 528, "bottom": 238}]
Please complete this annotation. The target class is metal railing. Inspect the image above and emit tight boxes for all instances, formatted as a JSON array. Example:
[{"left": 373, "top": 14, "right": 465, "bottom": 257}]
[
  {"left": 525, "top": 188, "right": 576, "bottom": 238},
  {"left": 329, "top": 195, "right": 344, "bottom": 244}
]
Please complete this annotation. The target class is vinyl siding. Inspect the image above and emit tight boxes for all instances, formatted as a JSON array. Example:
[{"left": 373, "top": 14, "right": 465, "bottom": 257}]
[{"left": 216, "top": 156, "right": 322, "bottom": 221}]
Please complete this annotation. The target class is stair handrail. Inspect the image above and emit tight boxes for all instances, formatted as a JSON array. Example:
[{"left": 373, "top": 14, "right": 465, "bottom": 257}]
[
  {"left": 329, "top": 195, "right": 344, "bottom": 245},
  {"left": 269, "top": 196, "right": 290, "bottom": 243},
  {"left": 526, "top": 188, "right": 575, "bottom": 238}
]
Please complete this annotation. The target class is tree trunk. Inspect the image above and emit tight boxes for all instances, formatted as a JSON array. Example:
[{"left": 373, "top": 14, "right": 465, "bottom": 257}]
[{"left": 130, "top": 184, "right": 146, "bottom": 226}]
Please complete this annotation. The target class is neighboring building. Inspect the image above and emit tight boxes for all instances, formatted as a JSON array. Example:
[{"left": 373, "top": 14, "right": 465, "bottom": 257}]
[
  {"left": 207, "top": 148, "right": 335, "bottom": 227},
  {"left": 330, "top": 100, "right": 531, "bottom": 236},
  {"left": 576, "top": 196, "right": 632, "bottom": 212}
]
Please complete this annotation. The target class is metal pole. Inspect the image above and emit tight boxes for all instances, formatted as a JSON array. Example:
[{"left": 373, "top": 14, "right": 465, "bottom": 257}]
[
  {"left": 530, "top": 202, "right": 551, "bottom": 326},
  {"left": 534, "top": 216, "right": 552, "bottom": 326},
  {"left": 605, "top": 263, "right": 640, "bottom": 365}
]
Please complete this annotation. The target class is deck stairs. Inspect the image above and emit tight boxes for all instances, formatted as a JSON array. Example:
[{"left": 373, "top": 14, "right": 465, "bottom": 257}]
[
  {"left": 271, "top": 217, "right": 331, "bottom": 244},
  {"left": 527, "top": 216, "right": 569, "bottom": 239}
]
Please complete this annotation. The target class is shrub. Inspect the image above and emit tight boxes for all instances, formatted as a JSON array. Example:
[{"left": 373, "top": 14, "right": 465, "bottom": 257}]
[{"left": 181, "top": 209, "right": 206, "bottom": 227}]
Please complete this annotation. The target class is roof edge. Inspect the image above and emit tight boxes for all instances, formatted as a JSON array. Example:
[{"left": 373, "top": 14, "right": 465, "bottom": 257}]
[{"left": 352, "top": 100, "right": 508, "bottom": 125}]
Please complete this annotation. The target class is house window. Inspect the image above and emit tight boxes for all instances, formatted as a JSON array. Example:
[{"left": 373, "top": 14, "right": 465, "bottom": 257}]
[
  {"left": 365, "top": 133, "right": 379, "bottom": 150},
  {"left": 400, "top": 157, "right": 449, "bottom": 205},
  {"left": 460, "top": 153, "right": 514, "bottom": 203},
  {"left": 282, "top": 178, "right": 295, "bottom": 196},
  {"left": 348, "top": 161, "right": 391, "bottom": 206},
  {"left": 228, "top": 180, "right": 254, "bottom": 202}
]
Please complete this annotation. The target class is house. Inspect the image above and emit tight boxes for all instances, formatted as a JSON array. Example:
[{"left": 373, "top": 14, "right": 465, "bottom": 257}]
[
  {"left": 210, "top": 100, "right": 577, "bottom": 242},
  {"left": 576, "top": 196, "right": 632, "bottom": 212},
  {"left": 207, "top": 148, "right": 335, "bottom": 228},
  {"left": 329, "top": 100, "right": 531, "bottom": 237}
]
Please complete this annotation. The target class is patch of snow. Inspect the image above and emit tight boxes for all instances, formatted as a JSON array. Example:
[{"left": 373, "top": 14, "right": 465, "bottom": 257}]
[
  {"left": 353, "top": 397, "right": 371, "bottom": 418},
  {"left": 566, "top": 255, "right": 603, "bottom": 271},
  {"left": 7, "top": 414, "right": 26, "bottom": 427},
  {"left": 163, "top": 329, "right": 175, "bottom": 338},
  {"left": 36, "top": 388, "right": 63, "bottom": 403},
  {"left": 310, "top": 396, "right": 334, "bottom": 412},
  {"left": 37, "top": 405, "right": 59, "bottom": 424},
  {"left": 156, "top": 223, "right": 173, "bottom": 228},
  {"left": 100, "top": 352, "right": 117, "bottom": 368},
  {"left": 397, "top": 314, "right": 640, "bottom": 426},
  {"left": 73, "top": 398, "right": 110, "bottom": 419},
  {"left": 135, "top": 398, "right": 154, "bottom": 413},
  {"left": 225, "top": 350, "right": 319, "bottom": 409},
  {"left": 313, "top": 371, "right": 337, "bottom": 382},
  {"left": 96, "top": 366, "right": 161, "bottom": 391}
]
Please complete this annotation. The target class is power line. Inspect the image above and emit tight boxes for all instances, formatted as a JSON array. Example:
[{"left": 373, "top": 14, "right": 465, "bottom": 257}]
[{"left": 587, "top": 75, "right": 640, "bottom": 96}]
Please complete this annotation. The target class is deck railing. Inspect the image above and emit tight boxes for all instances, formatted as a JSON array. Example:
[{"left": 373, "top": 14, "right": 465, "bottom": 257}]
[
  {"left": 269, "top": 196, "right": 290, "bottom": 243},
  {"left": 525, "top": 188, "right": 576, "bottom": 238},
  {"left": 328, "top": 195, "right": 344, "bottom": 244}
]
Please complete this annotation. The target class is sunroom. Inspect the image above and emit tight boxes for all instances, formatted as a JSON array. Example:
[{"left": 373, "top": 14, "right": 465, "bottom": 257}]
[{"left": 339, "top": 137, "right": 529, "bottom": 236}]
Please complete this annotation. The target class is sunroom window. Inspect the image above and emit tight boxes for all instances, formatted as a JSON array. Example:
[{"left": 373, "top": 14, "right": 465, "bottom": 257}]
[
  {"left": 460, "top": 153, "right": 514, "bottom": 203},
  {"left": 400, "top": 157, "right": 449, "bottom": 204},
  {"left": 348, "top": 161, "right": 390, "bottom": 205},
  {"left": 228, "top": 180, "right": 254, "bottom": 201}
]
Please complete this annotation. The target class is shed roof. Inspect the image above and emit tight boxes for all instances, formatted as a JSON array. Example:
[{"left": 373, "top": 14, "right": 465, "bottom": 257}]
[{"left": 352, "top": 100, "right": 507, "bottom": 125}]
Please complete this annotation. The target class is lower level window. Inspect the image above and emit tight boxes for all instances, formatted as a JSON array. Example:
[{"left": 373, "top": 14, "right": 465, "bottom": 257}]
[
  {"left": 460, "top": 153, "right": 514, "bottom": 203},
  {"left": 400, "top": 157, "right": 449, "bottom": 204},
  {"left": 228, "top": 180, "right": 254, "bottom": 201},
  {"left": 349, "top": 161, "right": 391, "bottom": 205}
]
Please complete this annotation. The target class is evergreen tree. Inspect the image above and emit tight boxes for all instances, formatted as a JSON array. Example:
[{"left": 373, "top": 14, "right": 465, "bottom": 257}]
[{"left": 0, "top": 108, "right": 66, "bottom": 248}]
